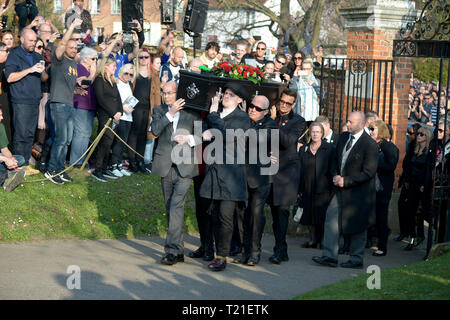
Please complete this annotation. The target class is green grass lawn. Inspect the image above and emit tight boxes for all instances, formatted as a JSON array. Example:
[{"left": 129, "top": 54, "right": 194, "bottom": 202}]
[
  {"left": 295, "top": 252, "right": 450, "bottom": 300},
  {"left": 0, "top": 169, "right": 198, "bottom": 242}
]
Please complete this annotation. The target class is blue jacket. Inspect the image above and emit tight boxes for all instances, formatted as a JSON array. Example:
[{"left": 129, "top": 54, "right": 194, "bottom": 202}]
[
  {"left": 4, "top": 46, "right": 43, "bottom": 105},
  {"left": 160, "top": 62, "right": 183, "bottom": 83}
]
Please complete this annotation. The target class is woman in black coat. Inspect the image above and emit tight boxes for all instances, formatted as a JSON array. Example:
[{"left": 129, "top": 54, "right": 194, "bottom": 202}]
[
  {"left": 368, "top": 120, "right": 399, "bottom": 256},
  {"left": 402, "top": 126, "right": 433, "bottom": 250},
  {"left": 298, "top": 122, "right": 334, "bottom": 248},
  {"left": 92, "top": 57, "right": 123, "bottom": 182}
]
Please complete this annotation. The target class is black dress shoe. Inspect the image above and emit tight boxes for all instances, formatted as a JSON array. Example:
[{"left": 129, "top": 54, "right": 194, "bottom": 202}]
[
  {"left": 312, "top": 256, "right": 338, "bottom": 267},
  {"left": 415, "top": 236, "right": 425, "bottom": 246},
  {"left": 247, "top": 255, "right": 260, "bottom": 266},
  {"left": 188, "top": 247, "right": 205, "bottom": 259},
  {"left": 302, "top": 241, "right": 318, "bottom": 248},
  {"left": 340, "top": 260, "right": 363, "bottom": 269},
  {"left": 161, "top": 254, "right": 177, "bottom": 265},
  {"left": 372, "top": 250, "right": 386, "bottom": 257},
  {"left": 394, "top": 234, "right": 406, "bottom": 242},
  {"left": 203, "top": 252, "right": 214, "bottom": 261},
  {"left": 208, "top": 258, "right": 226, "bottom": 271},
  {"left": 269, "top": 255, "right": 281, "bottom": 264}
]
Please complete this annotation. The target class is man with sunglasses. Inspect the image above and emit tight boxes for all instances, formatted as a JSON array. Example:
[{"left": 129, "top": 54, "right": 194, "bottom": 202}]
[
  {"left": 266, "top": 88, "right": 306, "bottom": 264},
  {"left": 272, "top": 53, "right": 290, "bottom": 83},
  {"left": 44, "top": 18, "right": 82, "bottom": 184},
  {"left": 234, "top": 95, "right": 277, "bottom": 266}
]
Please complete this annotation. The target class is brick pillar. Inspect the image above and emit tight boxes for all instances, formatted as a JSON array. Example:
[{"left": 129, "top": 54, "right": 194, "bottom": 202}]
[{"left": 340, "top": 0, "right": 417, "bottom": 184}]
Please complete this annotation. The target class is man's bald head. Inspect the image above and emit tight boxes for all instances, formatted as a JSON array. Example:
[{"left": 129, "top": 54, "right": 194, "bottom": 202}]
[
  {"left": 249, "top": 95, "right": 270, "bottom": 122},
  {"left": 347, "top": 111, "right": 366, "bottom": 134},
  {"left": 171, "top": 46, "right": 185, "bottom": 66},
  {"left": 20, "top": 28, "right": 37, "bottom": 53},
  {"left": 189, "top": 58, "right": 203, "bottom": 72},
  {"left": 163, "top": 81, "right": 177, "bottom": 92}
]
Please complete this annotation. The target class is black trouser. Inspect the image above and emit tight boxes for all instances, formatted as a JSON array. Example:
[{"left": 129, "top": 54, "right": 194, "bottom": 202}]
[
  {"left": 95, "top": 118, "right": 116, "bottom": 170},
  {"left": 210, "top": 200, "right": 240, "bottom": 258},
  {"left": 267, "top": 185, "right": 290, "bottom": 257},
  {"left": 397, "top": 185, "right": 408, "bottom": 236},
  {"left": 110, "top": 120, "right": 131, "bottom": 166},
  {"left": 193, "top": 174, "right": 215, "bottom": 254},
  {"left": 375, "top": 201, "right": 390, "bottom": 252},
  {"left": 236, "top": 184, "right": 270, "bottom": 257},
  {"left": 405, "top": 183, "right": 425, "bottom": 238},
  {"left": 127, "top": 104, "right": 149, "bottom": 163}
]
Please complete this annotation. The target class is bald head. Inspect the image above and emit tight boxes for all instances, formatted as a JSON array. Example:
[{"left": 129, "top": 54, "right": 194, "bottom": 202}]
[
  {"left": 189, "top": 58, "right": 203, "bottom": 72},
  {"left": 20, "top": 28, "right": 37, "bottom": 53},
  {"left": 249, "top": 95, "right": 270, "bottom": 122},
  {"left": 162, "top": 81, "right": 178, "bottom": 106},
  {"left": 171, "top": 46, "right": 185, "bottom": 66},
  {"left": 347, "top": 111, "right": 365, "bottom": 134}
]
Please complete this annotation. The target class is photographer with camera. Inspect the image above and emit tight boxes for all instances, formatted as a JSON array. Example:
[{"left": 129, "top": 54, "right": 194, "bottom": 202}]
[
  {"left": 64, "top": 0, "right": 93, "bottom": 36},
  {"left": 100, "top": 29, "right": 139, "bottom": 78},
  {"left": 43, "top": 18, "right": 82, "bottom": 184}
]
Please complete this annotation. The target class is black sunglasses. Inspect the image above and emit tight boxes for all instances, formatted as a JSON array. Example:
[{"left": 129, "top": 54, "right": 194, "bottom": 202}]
[
  {"left": 1, "top": 30, "right": 12, "bottom": 33},
  {"left": 417, "top": 132, "right": 426, "bottom": 137},
  {"left": 139, "top": 56, "right": 150, "bottom": 59},
  {"left": 407, "top": 131, "right": 415, "bottom": 135},
  {"left": 36, "top": 45, "right": 43, "bottom": 49},
  {"left": 249, "top": 104, "right": 266, "bottom": 112},
  {"left": 438, "top": 129, "right": 444, "bottom": 133},
  {"left": 123, "top": 72, "right": 134, "bottom": 77},
  {"left": 368, "top": 127, "right": 375, "bottom": 131}
]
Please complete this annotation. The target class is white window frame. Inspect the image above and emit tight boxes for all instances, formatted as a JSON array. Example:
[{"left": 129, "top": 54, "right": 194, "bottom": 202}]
[{"left": 111, "top": 0, "right": 121, "bottom": 15}]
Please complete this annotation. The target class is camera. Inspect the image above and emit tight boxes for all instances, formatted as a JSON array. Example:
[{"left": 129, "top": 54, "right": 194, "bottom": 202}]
[
  {"left": 127, "top": 22, "right": 138, "bottom": 29},
  {"left": 122, "top": 32, "right": 133, "bottom": 44},
  {"left": 81, "top": 79, "right": 92, "bottom": 86},
  {"left": 77, "top": 43, "right": 85, "bottom": 52},
  {"left": 253, "top": 35, "right": 261, "bottom": 41},
  {"left": 1, "top": 15, "right": 7, "bottom": 27}
]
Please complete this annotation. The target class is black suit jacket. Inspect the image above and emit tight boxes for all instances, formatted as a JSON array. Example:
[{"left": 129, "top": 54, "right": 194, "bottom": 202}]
[
  {"left": 269, "top": 110, "right": 306, "bottom": 206},
  {"left": 246, "top": 114, "right": 278, "bottom": 188},
  {"left": 151, "top": 104, "right": 203, "bottom": 179},
  {"left": 332, "top": 131, "right": 378, "bottom": 234},
  {"left": 376, "top": 139, "right": 399, "bottom": 204}
]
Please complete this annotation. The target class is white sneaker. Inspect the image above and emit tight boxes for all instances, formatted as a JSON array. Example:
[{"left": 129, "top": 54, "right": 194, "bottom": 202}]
[
  {"left": 119, "top": 166, "right": 131, "bottom": 176},
  {"left": 111, "top": 166, "right": 123, "bottom": 177}
]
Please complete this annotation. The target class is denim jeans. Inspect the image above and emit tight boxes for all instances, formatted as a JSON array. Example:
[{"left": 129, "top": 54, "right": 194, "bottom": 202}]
[
  {"left": 70, "top": 108, "right": 95, "bottom": 166},
  {"left": 144, "top": 138, "right": 155, "bottom": 164},
  {"left": 48, "top": 103, "right": 74, "bottom": 172},
  {"left": 12, "top": 103, "right": 39, "bottom": 165},
  {"left": 15, "top": 4, "right": 38, "bottom": 31}
]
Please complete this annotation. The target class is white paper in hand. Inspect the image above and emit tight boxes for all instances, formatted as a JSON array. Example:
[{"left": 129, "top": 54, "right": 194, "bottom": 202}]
[{"left": 293, "top": 207, "right": 303, "bottom": 223}]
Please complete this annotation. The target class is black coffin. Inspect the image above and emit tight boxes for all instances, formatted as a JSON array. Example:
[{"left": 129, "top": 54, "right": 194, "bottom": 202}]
[{"left": 177, "top": 70, "right": 287, "bottom": 112}]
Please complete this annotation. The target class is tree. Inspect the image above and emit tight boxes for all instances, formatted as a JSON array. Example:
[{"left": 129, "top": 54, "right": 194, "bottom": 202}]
[{"left": 214, "top": 0, "right": 346, "bottom": 54}]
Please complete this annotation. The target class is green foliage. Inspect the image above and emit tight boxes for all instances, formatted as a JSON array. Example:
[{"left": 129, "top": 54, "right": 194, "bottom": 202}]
[
  {"left": 412, "top": 58, "right": 449, "bottom": 84},
  {"left": 0, "top": 170, "right": 198, "bottom": 242},
  {"left": 36, "top": 0, "right": 64, "bottom": 31},
  {"left": 294, "top": 253, "right": 450, "bottom": 300}
]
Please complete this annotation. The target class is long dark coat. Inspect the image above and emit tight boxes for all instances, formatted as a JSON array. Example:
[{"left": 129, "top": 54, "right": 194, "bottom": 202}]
[
  {"left": 332, "top": 131, "right": 378, "bottom": 234},
  {"left": 298, "top": 141, "right": 334, "bottom": 226},
  {"left": 376, "top": 139, "right": 399, "bottom": 204},
  {"left": 199, "top": 107, "right": 252, "bottom": 202}
]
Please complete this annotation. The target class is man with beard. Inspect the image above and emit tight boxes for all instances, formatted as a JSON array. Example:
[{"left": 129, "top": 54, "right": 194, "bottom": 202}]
[
  {"left": 5, "top": 28, "right": 45, "bottom": 170},
  {"left": 43, "top": 18, "right": 83, "bottom": 185}
]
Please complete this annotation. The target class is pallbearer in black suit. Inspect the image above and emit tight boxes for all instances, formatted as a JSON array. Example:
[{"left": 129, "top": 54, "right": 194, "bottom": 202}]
[
  {"left": 234, "top": 95, "right": 278, "bottom": 266},
  {"left": 200, "top": 82, "right": 252, "bottom": 271},
  {"left": 298, "top": 122, "right": 334, "bottom": 249},
  {"left": 313, "top": 111, "right": 378, "bottom": 268},
  {"left": 151, "top": 81, "right": 203, "bottom": 266},
  {"left": 267, "top": 88, "right": 306, "bottom": 264}
]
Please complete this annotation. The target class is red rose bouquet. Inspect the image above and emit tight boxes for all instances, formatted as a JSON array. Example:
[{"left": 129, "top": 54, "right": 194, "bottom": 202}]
[{"left": 209, "top": 61, "right": 267, "bottom": 85}]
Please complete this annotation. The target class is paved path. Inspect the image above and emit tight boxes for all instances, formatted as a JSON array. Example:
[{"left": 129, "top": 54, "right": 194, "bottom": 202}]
[{"left": 0, "top": 234, "right": 426, "bottom": 300}]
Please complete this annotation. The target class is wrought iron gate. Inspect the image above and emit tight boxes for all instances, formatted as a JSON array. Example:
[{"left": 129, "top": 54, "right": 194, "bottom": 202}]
[
  {"left": 318, "top": 58, "right": 395, "bottom": 132},
  {"left": 393, "top": 0, "right": 450, "bottom": 259}
]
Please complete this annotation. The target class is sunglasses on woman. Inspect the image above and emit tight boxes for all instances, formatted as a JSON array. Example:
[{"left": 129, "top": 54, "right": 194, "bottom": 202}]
[
  {"left": 368, "top": 127, "right": 375, "bottom": 131},
  {"left": 139, "top": 56, "right": 149, "bottom": 59},
  {"left": 417, "top": 132, "right": 426, "bottom": 137},
  {"left": 36, "top": 45, "right": 43, "bottom": 50},
  {"left": 124, "top": 72, "right": 134, "bottom": 77}
]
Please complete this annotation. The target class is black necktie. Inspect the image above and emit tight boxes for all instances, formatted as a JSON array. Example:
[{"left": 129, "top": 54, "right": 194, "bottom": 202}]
[{"left": 346, "top": 135, "right": 354, "bottom": 152}]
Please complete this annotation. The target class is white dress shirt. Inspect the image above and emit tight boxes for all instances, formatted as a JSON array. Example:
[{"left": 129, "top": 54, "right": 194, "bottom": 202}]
[{"left": 166, "top": 108, "right": 196, "bottom": 147}]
